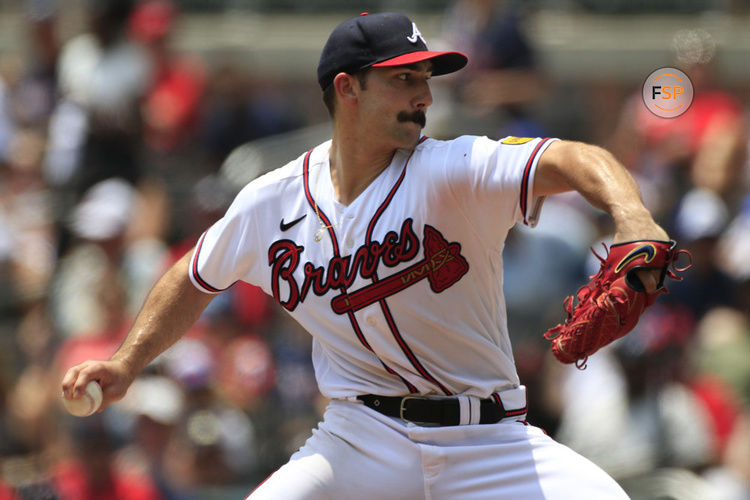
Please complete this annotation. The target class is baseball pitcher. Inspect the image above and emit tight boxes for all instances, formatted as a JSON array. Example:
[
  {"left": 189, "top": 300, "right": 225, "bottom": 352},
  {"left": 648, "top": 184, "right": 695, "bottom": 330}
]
[{"left": 62, "top": 12, "right": 687, "bottom": 499}]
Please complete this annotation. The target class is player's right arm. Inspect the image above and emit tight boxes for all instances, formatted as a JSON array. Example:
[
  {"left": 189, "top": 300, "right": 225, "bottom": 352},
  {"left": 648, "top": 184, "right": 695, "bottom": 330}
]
[{"left": 61, "top": 249, "right": 215, "bottom": 411}]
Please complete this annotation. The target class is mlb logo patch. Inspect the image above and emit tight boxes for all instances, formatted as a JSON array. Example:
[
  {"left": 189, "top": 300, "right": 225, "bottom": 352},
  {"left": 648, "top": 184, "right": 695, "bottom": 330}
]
[{"left": 501, "top": 137, "right": 534, "bottom": 145}]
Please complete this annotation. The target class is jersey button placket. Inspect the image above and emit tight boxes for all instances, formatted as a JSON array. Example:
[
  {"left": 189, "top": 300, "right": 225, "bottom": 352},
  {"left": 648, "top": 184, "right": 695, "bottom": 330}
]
[{"left": 343, "top": 210, "right": 355, "bottom": 248}]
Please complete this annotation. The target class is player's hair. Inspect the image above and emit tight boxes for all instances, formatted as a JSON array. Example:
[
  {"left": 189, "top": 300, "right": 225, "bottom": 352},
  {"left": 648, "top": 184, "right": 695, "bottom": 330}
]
[{"left": 322, "top": 69, "right": 371, "bottom": 117}]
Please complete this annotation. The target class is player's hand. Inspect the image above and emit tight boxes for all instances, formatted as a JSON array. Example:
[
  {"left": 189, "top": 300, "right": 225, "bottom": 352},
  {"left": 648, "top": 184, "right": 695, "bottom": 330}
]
[
  {"left": 635, "top": 269, "right": 660, "bottom": 293},
  {"left": 61, "top": 359, "right": 136, "bottom": 412}
]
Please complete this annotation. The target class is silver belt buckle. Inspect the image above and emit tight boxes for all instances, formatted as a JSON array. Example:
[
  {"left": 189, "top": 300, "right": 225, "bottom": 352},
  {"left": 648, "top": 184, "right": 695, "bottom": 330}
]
[{"left": 399, "top": 395, "right": 430, "bottom": 424}]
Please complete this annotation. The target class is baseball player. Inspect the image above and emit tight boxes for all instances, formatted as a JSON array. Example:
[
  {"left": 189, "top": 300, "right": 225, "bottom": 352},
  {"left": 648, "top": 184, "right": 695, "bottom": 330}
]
[{"left": 63, "top": 12, "right": 671, "bottom": 499}]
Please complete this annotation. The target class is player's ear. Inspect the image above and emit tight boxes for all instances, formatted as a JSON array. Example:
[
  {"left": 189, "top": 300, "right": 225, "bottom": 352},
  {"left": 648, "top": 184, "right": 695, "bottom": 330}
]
[{"left": 333, "top": 72, "right": 359, "bottom": 108}]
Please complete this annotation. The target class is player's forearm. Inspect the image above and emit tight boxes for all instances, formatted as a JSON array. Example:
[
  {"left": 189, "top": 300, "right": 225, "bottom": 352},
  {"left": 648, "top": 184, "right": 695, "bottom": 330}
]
[
  {"left": 536, "top": 141, "right": 667, "bottom": 242},
  {"left": 566, "top": 144, "right": 657, "bottom": 237},
  {"left": 110, "top": 251, "right": 215, "bottom": 377}
]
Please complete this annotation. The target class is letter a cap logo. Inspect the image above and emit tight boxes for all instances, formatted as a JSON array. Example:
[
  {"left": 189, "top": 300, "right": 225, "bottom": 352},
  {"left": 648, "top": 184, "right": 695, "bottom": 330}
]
[
  {"left": 407, "top": 22, "right": 426, "bottom": 44},
  {"left": 317, "top": 12, "right": 467, "bottom": 91}
]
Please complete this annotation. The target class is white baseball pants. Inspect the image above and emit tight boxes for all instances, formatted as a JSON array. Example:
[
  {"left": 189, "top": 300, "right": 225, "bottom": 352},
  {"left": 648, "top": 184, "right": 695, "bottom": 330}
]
[{"left": 247, "top": 399, "right": 629, "bottom": 499}]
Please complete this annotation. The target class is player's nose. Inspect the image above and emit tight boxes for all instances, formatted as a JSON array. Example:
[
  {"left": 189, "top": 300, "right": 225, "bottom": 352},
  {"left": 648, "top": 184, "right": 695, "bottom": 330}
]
[{"left": 414, "top": 79, "right": 433, "bottom": 110}]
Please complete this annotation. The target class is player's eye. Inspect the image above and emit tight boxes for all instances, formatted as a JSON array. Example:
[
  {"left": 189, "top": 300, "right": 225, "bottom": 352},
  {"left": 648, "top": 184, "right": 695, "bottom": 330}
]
[{"left": 397, "top": 73, "right": 410, "bottom": 81}]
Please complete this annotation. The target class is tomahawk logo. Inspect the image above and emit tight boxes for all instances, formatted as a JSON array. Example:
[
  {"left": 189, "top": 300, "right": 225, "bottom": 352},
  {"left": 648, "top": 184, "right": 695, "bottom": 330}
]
[
  {"left": 331, "top": 225, "right": 468, "bottom": 314},
  {"left": 407, "top": 22, "right": 426, "bottom": 44},
  {"left": 267, "top": 220, "right": 468, "bottom": 312}
]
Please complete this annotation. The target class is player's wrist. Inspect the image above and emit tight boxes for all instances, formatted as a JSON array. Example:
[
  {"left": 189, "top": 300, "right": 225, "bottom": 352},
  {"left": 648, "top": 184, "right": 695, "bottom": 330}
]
[
  {"left": 611, "top": 208, "right": 668, "bottom": 243},
  {"left": 108, "top": 352, "right": 143, "bottom": 383}
]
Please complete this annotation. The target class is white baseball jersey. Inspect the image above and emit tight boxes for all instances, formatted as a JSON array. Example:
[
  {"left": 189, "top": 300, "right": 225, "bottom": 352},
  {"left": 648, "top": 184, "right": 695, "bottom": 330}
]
[{"left": 189, "top": 135, "right": 556, "bottom": 404}]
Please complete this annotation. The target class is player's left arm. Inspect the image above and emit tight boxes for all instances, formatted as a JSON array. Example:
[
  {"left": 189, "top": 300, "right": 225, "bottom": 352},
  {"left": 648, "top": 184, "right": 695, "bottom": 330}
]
[{"left": 533, "top": 140, "right": 669, "bottom": 291}]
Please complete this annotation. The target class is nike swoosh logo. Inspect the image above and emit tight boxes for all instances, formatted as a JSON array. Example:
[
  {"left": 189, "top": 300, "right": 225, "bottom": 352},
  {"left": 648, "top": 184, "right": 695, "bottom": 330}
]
[
  {"left": 280, "top": 214, "right": 307, "bottom": 232},
  {"left": 615, "top": 244, "right": 656, "bottom": 273}
]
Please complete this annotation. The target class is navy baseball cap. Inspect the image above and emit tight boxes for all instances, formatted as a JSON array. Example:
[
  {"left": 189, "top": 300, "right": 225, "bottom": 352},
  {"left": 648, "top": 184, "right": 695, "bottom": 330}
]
[{"left": 317, "top": 12, "right": 468, "bottom": 91}]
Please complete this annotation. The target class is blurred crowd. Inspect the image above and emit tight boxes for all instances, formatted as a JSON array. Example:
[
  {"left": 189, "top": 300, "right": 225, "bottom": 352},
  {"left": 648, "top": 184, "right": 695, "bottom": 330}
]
[
  {"left": 0, "top": 1, "right": 748, "bottom": 499},
  {"left": 1, "top": 1, "right": 314, "bottom": 498}
]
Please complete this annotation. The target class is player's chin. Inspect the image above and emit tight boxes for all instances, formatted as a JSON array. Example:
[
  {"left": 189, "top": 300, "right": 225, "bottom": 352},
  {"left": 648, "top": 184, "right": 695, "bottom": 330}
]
[
  {"left": 398, "top": 128, "right": 423, "bottom": 149},
  {"left": 403, "top": 119, "right": 425, "bottom": 135},
  {"left": 388, "top": 123, "right": 423, "bottom": 149}
]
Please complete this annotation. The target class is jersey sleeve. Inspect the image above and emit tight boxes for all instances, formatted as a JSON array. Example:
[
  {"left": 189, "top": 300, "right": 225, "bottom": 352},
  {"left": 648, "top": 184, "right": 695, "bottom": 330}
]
[
  {"left": 440, "top": 135, "right": 557, "bottom": 245},
  {"left": 189, "top": 184, "right": 261, "bottom": 294},
  {"left": 505, "top": 136, "right": 557, "bottom": 227}
]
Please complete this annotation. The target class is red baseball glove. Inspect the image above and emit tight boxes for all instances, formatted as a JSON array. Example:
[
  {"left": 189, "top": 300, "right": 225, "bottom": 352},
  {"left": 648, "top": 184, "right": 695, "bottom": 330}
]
[{"left": 543, "top": 239, "right": 691, "bottom": 368}]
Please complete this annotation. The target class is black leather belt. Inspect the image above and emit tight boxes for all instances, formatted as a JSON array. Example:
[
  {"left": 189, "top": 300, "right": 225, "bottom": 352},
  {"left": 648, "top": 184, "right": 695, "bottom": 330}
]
[{"left": 357, "top": 394, "right": 510, "bottom": 426}]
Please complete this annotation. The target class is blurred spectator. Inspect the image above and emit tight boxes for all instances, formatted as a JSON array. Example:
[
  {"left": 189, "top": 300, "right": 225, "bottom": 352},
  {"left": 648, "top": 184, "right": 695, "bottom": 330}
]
[
  {"left": 666, "top": 187, "right": 738, "bottom": 317},
  {"left": 216, "top": 334, "right": 275, "bottom": 409},
  {"left": 609, "top": 28, "right": 748, "bottom": 223},
  {"left": 154, "top": 288, "right": 277, "bottom": 486},
  {"left": 50, "top": 178, "right": 136, "bottom": 337},
  {"left": 116, "top": 375, "right": 191, "bottom": 499},
  {"left": 126, "top": 0, "right": 209, "bottom": 249},
  {"left": 4, "top": 301, "right": 56, "bottom": 441},
  {"left": 705, "top": 412, "right": 750, "bottom": 500},
  {"left": 44, "top": 0, "right": 151, "bottom": 196},
  {"left": 50, "top": 174, "right": 169, "bottom": 335},
  {"left": 555, "top": 304, "right": 714, "bottom": 479},
  {"left": 165, "top": 173, "right": 236, "bottom": 267},
  {"left": 269, "top": 313, "right": 317, "bottom": 412},
  {"left": 201, "top": 64, "right": 303, "bottom": 166},
  {"left": 445, "top": 0, "right": 535, "bottom": 72},
  {"left": 694, "top": 307, "right": 750, "bottom": 409},
  {"left": 554, "top": 300, "right": 750, "bottom": 499},
  {"left": 54, "top": 269, "right": 131, "bottom": 370},
  {"left": 692, "top": 308, "right": 750, "bottom": 500},
  {"left": 0, "top": 0, "right": 58, "bottom": 160},
  {"left": 121, "top": 179, "right": 172, "bottom": 312},
  {"left": 0, "top": 127, "right": 57, "bottom": 306},
  {"left": 50, "top": 416, "right": 163, "bottom": 500},
  {"left": 718, "top": 194, "right": 750, "bottom": 283},
  {"left": 23, "top": 0, "right": 59, "bottom": 71},
  {"left": 162, "top": 339, "right": 261, "bottom": 487},
  {"left": 130, "top": 0, "right": 206, "bottom": 154},
  {"left": 440, "top": 0, "right": 549, "bottom": 138}
]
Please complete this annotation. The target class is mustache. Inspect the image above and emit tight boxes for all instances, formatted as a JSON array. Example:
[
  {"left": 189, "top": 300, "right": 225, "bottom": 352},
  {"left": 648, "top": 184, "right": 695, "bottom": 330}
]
[{"left": 397, "top": 109, "right": 426, "bottom": 128}]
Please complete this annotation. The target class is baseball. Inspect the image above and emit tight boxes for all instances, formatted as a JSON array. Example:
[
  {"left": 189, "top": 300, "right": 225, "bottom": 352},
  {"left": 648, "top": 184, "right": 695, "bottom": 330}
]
[{"left": 63, "top": 380, "right": 103, "bottom": 417}]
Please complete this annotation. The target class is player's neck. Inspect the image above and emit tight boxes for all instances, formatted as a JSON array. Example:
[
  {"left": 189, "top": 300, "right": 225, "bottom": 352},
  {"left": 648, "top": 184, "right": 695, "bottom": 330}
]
[{"left": 328, "top": 133, "right": 396, "bottom": 206}]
